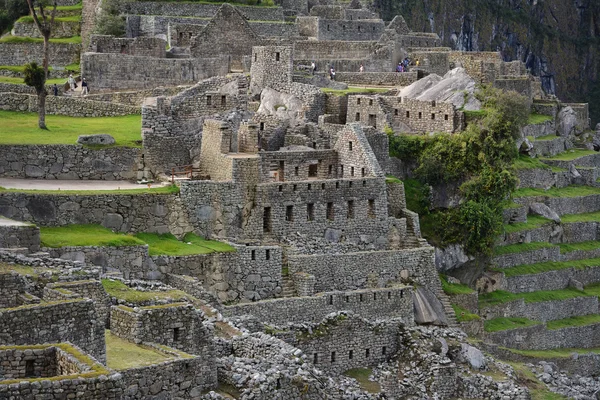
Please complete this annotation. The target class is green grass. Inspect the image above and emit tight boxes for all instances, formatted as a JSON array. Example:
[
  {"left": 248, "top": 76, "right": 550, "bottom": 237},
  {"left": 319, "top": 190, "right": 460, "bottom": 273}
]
[
  {"left": 505, "top": 361, "right": 568, "bottom": 400},
  {"left": 102, "top": 279, "right": 191, "bottom": 303},
  {"left": 106, "top": 330, "right": 174, "bottom": 370},
  {"left": 0, "top": 185, "right": 179, "bottom": 196},
  {"left": 508, "top": 347, "right": 600, "bottom": 359},
  {"left": 452, "top": 304, "right": 480, "bottom": 322},
  {"left": 0, "top": 35, "right": 81, "bottom": 44},
  {"left": 541, "top": 149, "right": 598, "bottom": 161},
  {"left": 385, "top": 175, "right": 402, "bottom": 184},
  {"left": 503, "top": 215, "right": 553, "bottom": 233},
  {"left": 559, "top": 240, "right": 600, "bottom": 253},
  {"left": 498, "top": 257, "right": 600, "bottom": 277},
  {"left": 528, "top": 113, "right": 553, "bottom": 125},
  {"left": 344, "top": 368, "right": 381, "bottom": 394},
  {"left": 547, "top": 314, "right": 600, "bottom": 330},
  {"left": 17, "top": 15, "right": 81, "bottom": 23},
  {"left": 40, "top": 224, "right": 145, "bottom": 248},
  {"left": 0, "top": 76, "right": 67, "bottom": 85},
  {"left": 562, "top": 210, "right": 600, "bottom": 223},
  {"left": 479, "top": 288, "right": 593, "bottom": 308},
  {"left": 0, "top": 111, "right": 142, "bottom": 147},
  {"left": 484, "top": 317, "right": 541, "bottom": 332},
  {"left": 512, "top": 155, "right": 551, "bottom": 170},
  {"left": 494, "top": 242, "right": 555, "bottom": 256},
  {"left": 134, "top": 232, "right": 234, "bottom": 256},
  {"left": 0, "top": 263, "right": 51, "bottom": 276},
  {"left": 440, "top": 274, "right": 474, "bottom": 295},
  {"left": 534, "top": 134, "right": 559, "bottom": 141},
  {"left": 321, "top": 87, "right": 390, "bottom": 95},
  {"left": 513, "top": 185, "right": 600, "bottom": 198}
]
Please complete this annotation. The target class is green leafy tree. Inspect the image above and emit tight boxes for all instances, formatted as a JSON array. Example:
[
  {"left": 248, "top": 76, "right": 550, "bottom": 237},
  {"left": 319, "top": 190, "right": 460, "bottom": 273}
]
[{"left": 24, "top": 0, "right": 57, "bottom": 129}]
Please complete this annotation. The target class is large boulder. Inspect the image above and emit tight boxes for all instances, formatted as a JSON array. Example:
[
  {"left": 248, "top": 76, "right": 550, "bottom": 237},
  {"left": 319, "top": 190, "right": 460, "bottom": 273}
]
[
  {"left": 529, "top": 203, "right": 561, "bottom": 223},
  {"left": 257, "top": 88, "right": 304, "bottom": 121},
  {"left": 557, "top": 106, "right": 579, "bottom": 137},
  {"left": 435, "top": 244, "right": 473, "bottom": 273},
  {"left": 459, "top": 344, "right": 486, "bottom": 370},
  {"left": 413, "top": 287, "right": 449, "bottom": 326},
  {"left": 77, "top": 134, "right": 116, "bottom": 146}
]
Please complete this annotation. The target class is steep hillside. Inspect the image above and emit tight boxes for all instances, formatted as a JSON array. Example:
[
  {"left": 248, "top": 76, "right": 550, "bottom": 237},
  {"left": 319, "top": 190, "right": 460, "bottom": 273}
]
[{"left": 371, "top": 0, "right": 600, "bottom": 127}]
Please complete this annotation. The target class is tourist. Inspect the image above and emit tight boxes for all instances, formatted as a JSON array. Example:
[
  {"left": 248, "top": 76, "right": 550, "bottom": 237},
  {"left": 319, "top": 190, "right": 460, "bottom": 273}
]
[
  {"left": 81, "top": 78, "right": 89, "bottom": 96},
  {"left": 359, "top": 64, "right": 364, "bottom": 73},
  {"left": 52, "top": 84, "right": 58, "bottom": 96},
  {"left": 330, "top": 67, "right": 336, "bottom": 80},
  {"left": 311, "top": 61, "right": 316, "bottom": 75},
  {"left": 415, "top": 59, "right": 420, "bottom": 67},
  {"left": 396, "top": 63, "right": 402, "bottom": 72},
  {"left": 67, "top": 74, "right": 76, "bottom": 92}
]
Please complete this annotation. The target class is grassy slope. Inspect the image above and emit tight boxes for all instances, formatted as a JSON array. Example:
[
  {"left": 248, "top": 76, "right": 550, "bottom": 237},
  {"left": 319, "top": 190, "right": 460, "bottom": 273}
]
[
  {"left": 0, "top": 186, "right": 179, "bottom": 195},
  {"left": 494, "top": 242, "right": 555, "bottom": 256},
  {"left": 344, "top": 368, "right": 381, "bottom": 394},
  {"left": 41, "top": 225, "right": 144, "bottom": 248},
  {"left": 102, "top": 279, "right": 191, "bottom": 303},
  {"left": 0, "top": 111, "right": 141, "bottom": 147},
  {"left": 503, "top": 215, "right": 553, "bottom": 233},
  {"left": 135, "top": 232, "right": 235, "bottom": 256},
  {"left": 106, "top": 330, "right": 173, "bottom": 370},
  {"left": 513, "top": 185, "right": 600, "bottom": 198},
  {"left": 498, "top": 257, "right": 600, "bottom": 277}
]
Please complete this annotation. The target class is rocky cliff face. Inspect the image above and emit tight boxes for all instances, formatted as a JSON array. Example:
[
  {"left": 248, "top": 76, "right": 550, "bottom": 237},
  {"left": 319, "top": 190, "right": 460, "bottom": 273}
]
[{"left": 371, "top": 0, "right": 600, "bottom": 127}]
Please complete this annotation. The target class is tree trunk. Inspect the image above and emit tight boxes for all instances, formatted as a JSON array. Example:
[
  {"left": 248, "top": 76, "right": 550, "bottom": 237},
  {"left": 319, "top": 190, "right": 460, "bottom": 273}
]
[
  {"left": 38, "top": 89, "right": 47, "bottom": 129},
  {"left": 43, "top": 31, "right": 50, "bottom": 80}
]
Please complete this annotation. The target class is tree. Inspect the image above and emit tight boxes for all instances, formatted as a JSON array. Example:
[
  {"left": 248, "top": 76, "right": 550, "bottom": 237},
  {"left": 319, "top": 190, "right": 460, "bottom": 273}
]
[{"left": 24, "top": 0, "right": 57, "bottom": 129}]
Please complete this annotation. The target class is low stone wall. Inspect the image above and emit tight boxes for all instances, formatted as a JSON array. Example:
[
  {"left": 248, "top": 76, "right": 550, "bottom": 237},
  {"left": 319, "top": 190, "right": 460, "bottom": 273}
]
[
  {"left": 0, "top": 222, "right": 40, "bottom": 252},
  {"left": 0, "top": 272, "right": 29, "bottom": 308},
  {"left": 12, "top": 20, "right": 80, "bottom": 38},
  {"left": 45, "top": 245, "right": 149, "bottom": 280},
  {"left": 450, "top": 292, "right": 478, "bottom": 314},
  {"left": 492, "top": 246, "right": 560, "bottom": 269},
  {"left": 335, "top": 72, "right": 418, "bottom": 86},
  {"left": 480, "top": 296, "right": 598, "bottom": 322},
  {"left": 123, "top": 1, "right": 285, "bottom": 21},
  {"left": 486, "top": 322, "right": 600, "bottom": 350},
  {"left": 44, "top": 280, "right": 111, "bottom": 327},
  {"left": 0, "top": 145, "right": 140, "bottom": 180},
  {"left": 543, "top": 152, "right": 600, "bottom": 170},
  {"left": 224, "top": 286, "right": 414, "bottom": 326},
  {"left": 503, "top": 265, "right": 600, "bottom": 293},
  {"left": 0, "top": 42, "right": 80, "bottom": 67},
  {"left": 163, "top": 273, "right": 221, "bottom": 310},
  {"left": 530, "top": 137, "right": 570, "bottom": 158},
  {"left": 0, "top": 92, "right": 141, "bottom": 117},
  {"left": 516, "top": 168, "right": 565, "bottom": 190},
  {"left": 502, "top": 205, "right": 528, "bottom": 224},
  {"left": 514, "top": 194, "right": 600, "bottom": 216},
  {"left": 84, "top": 85, "right": 190, "bottom": 106},
  {"left": 0, "top": 299, "right": 105, "bottom": 363},
  {"left": 119, "top": 352, "right": 217, "bottom": 399},
  {"left": 0, "top": 192, "right": 191, "bottom": 237}
]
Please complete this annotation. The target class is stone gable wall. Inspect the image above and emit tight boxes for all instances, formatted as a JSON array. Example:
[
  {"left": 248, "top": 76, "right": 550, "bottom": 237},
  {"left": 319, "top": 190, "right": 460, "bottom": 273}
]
[
  {"left": 0, "top": 299, "right": 105, "bottom": 363},
  {"left": 44, "top": 280, "right": 112, "bottom": 327},
  {"left": 0, "top": 273, "right": 29, "bottom": 309},
  {"left": 123, "top": 2, "right": 285, "bottom": 21},
  {"left": 0, "top": 223, "right": 40, "bottom": 252},
  {"left": 0, "top": 42, "right": 80, "bottom": 67},
  {"left": 88, "top": 35, "right": 166, "bottom": 58},
  {"left": 0, "top": 144, "right": 140, "bottom": 180}
]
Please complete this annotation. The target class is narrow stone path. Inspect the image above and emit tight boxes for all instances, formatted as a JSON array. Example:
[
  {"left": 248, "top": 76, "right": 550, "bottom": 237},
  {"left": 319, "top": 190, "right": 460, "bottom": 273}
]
[{"left": 0, "top": 178, "right": 167, "bottom": 191}]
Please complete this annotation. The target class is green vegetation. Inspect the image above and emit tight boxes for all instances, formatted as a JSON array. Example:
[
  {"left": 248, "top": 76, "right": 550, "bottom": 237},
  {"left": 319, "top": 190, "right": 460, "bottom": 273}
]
[
  {"left": 484, "top": 317, "right": 541, "bottom": 332},
  {"left": 547, "top": 314, "right": 600, "bottom": 330},
  {"left": 504, "top": 361, "right": 568, "bottom": 400},
  {"left": 0, "top": 35, "right": 81, "bottom": 44},
  {"left": 452, "top": 304, "right": 480, "bottom": 322},
  {"left": 0, "top": 76, "right": 66, "bottom": 85},
  {"left": 528, "top": 113, "right": 553, "bottom": 125},
  {"left": 541, "top": 149, "right": 598, "bottom": 161},
  {"left": 0, "top": 111, "right": 142, "bottom": 147},
  {"left": 534, "top": 134, "right": 559, "bottom": 141},
  {"left": 513, "top": 155, "right": 551, "bottom": 170},
  {"left": 440, "top": 274, "right": 474, "bottom": 295},
  {"left": 561, "top": 210, "right": 600, "bottom": 223},
  {"left": 321, "top": 87, "right": 390, "bottom": 95},
  {"left": 40, "top": 225, "right": 145, "bottom": 248},
  {"left": 508, "top": 347, "right": 600, "bottom": 359},
  {"left": 498, "top": 257, "right": 600, "bottom": 277},
  {"left": 559, "top": 241, "right": 600, "bottom": 253},
  {"left": 134, "top": 232, "right": 235, "bottom": 256},
  {"left": 479, "top": 288, "right": 594, "bottom": 308},
  {"left": 494, "top": 242, "right": 555, "bottom": 256},
  {"left": 503, "top": 215, "right": 553, "bottom": 233},
  {"left": 106, "top": 330, "right": 174, "bottom": 370},
  {"left": 0, "top": 263, "right": 51, "bottom": 276},
  {"left": 344, "top": 368, "right": 381, "bottom": 394},
  {"left": 17, "top": 14, "right": 81, "bottom": 23},
  {"left": 102, "top": 279, "right": 191, "bottom": 303},
  {"left": 0, "top": 185, "right": 179, "bottom": 195},
  {"left": 513, "top": 185, "right": 600, "bottom": 198}
]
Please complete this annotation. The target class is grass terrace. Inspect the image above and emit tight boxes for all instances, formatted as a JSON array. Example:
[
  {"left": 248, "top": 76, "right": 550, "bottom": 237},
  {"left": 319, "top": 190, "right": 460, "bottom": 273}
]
[
  {"left": 0, "top": 262, "right": 52, "bottom": 276},
  {"left": 497, "top": 257, "right": 600, "bottom": 277},
  {"left": 527, "top": 113, "right": 553, "bottom": 125},
  {"left": 440, "top": 274, "right": 474, "bottom": 295},
  {"left": 503, "top": 215, "right": 553, "bottom": 234},
  {"left": 102, "top": 279, "right": 191, "bottom": 303},
  {"left": 0, "top": 111, "right": 141, "bottom": 147},
  {"left": 561, "top": 210, "right": 600, "bottom": 223},
  {"left": 321, "top": 87, "right": 390, "bottom": 96},
  {"left": 513, "top": 155, "right": 551, "bottom": 170},
  {"left": 105, "top": 330, "right": 175, "bottom": 370},
  {"left": 546, "top": 314, "right": 600, "bottom": 330},
  {"left": 40, "top": 225, "right": 145, "bottom": 248},
  {"left": 484, "top": 317, "right": 542, "bottom": 332},
  {"left": 344, "top": 368, "right": 381, "bottom": 394},
  {"left": 541, "top": 149, "right": 598, "bottom": 161},
  {"left": 17, "top": 15, "right": 81, "bottom": 23},
  {"left": 0, "top": 76, "right": 67, "bottom": 85},
  {"left": 479, "top": 286, "right": 600, "bottom": 307},
  {"left": 0, "top": 185, "right": 179, "bottom": 196},
  {"left": 507, "top": 347, "right": 600, "bottom": 359},
  {"left": 135, "top": 232, "right": 235, "bottom": 256},
  {"left": 494, "top": 242, "right": 556, "bottom": 256},
  {"left": 559, "top": 240, "right": 600, "bottom": 253},
  {"left": 452, "top": 304, "right": 480, "bottom": 322},
  {"left": 0, "top": 35, "right": 81, "bottom": 44},
  {"left": 533, "top": 134, "right": 559, "bottom": 141},
  {"left": 513, "top": 185, "right": 600, "bottom": 198}
]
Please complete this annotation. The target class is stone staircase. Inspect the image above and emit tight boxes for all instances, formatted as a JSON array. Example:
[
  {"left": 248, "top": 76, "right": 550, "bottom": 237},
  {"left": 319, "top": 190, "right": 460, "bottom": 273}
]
[
  {"left": 281, "top": 275, "right": 296, "bottom": 298},
  {"left": 437, "top": 290, "right": 458, "bottom": 327}
]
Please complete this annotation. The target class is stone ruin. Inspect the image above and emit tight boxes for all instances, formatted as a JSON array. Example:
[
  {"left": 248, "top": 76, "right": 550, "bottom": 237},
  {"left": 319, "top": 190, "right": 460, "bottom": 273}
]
[{"left": 0, "top": 0, "right": 594, "bottom": 399}]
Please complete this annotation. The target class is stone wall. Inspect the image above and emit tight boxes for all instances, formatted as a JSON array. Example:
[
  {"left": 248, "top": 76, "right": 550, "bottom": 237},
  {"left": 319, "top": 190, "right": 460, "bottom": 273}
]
[
  {"left": 480, "top": 296, "right": 598, "bottom": 322},
  {"left": 0, "top": 93, "right": 141, "bottom": 117},
  {"left": 12, "top": 20, "right": 80, "bottom": 38},
  {"left": 119, "top": 353, "right": 217, "bottom": 399},
  {"left": 297, "top": 16, "right": 385, "bottom": 41},
  {"left": 486, "top": 322, "right": 600, "bottom": 351},
  {"left": 335, "top": 71, "right": 418, "bottom": 86},
  {"left": 0, "top": 346, "right": 89, "bottom": 380},
  {"left": 492, "top": 246, "right": 561, "bottom": 269},
  {"left": 0, "top": 223, "right": 40, "bottom": 252},
  {"left": 44, "top": 280, "right": 111, "bottom": 327},
  {"left": 81, "top": 52, "right": 229, "bottom": 90},
  {"left": 84, "top": 85, "right": 190, "bottom": 106},
  {"left": 0, "top": 192, "right": 191, "bottom": 237},
  {"left": 88, "top": 35, "right": 166, "bottom": 57},
  {"left": 123, "top": 2, "right": 285, "bottom": 21},
  {"left": 502, "top": 265, "right": 600, "bottom": 293},
  {"left": 0, "top": 145, "right": 140, "bottom": 180},
  {"left": 409, "top": 49, "right": 450, "bottom": 76},
  {"left": 0, "top": 42, "right": 80, "bottom": 67},
  {"left": 0, "top": 272, "right": 29, "bottom": 308},
  {"left": 563, "top": 103, "right": 590, "bottom": 131},
  {"left": 0, "top": 299, "right": 105, "bottom": 363},
  {"left": 224, "top": 286, "right": 414, "bottom": 325},
  {"left": 513, "top": 193, "right": 600, "bottom": 216},
  {"left": 289, "top": 246, "right": 439, "bottom": 292}
]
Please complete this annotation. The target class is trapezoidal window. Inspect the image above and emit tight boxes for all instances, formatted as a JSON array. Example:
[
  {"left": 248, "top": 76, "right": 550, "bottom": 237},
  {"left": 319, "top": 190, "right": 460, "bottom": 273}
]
[
  {"left": 173, "top": 327, "right": 180, "bottom": 342},
  {"left": 431, "top": 113, "right": 436, "bottom": 120},
  {"left": 445, "top": 114, "right": 449, "bottom": 121},
  {"left": 327, "top": 202, "right": 334, "bottom": 220},
  {"left": 275, "top": 52, "right": 280, "bottom": 61},
  {"left": 307, "top": 203, "right": 314, "bottom": 221},
  {"left": 221, "top": 96, "right": 226, "bottom": 107},
  {"left": 286, "top": 205, "right": 293, "bottom": 222},
  {"left": 206, "top": 95, "right": 212, "bottom": 106},
  {"left": 263, "top": 207, "right": 272, "bottom": 233},
  {"left": 347, "top": 200, "right": 355, "bottom": 219},
  {"left": 406, "top": 111, "right": 410, "bottom": 118},
  {"left": 355, "top": 112, "right": 361, "bottom": 122},
  {"left": 348, "top": 141, "right": 353, "bottom": 151},
  {"left": 266, "top": 249, "right": 271, "bottom": 260},
  {"left": 368, "top": 199, "right": 375, "bottom": 218},
  {"left": 25, "top": 360, "right": 35, "bottom": 378},
  {"left": 309, "top": 164, "right": 318, "bottom": 177}
]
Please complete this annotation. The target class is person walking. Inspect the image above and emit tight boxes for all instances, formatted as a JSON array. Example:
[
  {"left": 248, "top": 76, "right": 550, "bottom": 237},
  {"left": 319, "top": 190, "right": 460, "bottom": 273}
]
[
  {"left": 81, "top": 78, "right": 89, "bottom": 96},
  {"left": 52, "top": 84, "right": 58, "bottom": 96},
  {"left": 330, "top": 67, "right": 336, "bottom": 80},
  {"left": 311, "top": 61, "right": 316, "bottom": 75},
  {"left": 67, "top": 74, "right": 75, "bottom": 92},
  {"left": 359, "top": 64, "right": 364, "bottom": 73}
]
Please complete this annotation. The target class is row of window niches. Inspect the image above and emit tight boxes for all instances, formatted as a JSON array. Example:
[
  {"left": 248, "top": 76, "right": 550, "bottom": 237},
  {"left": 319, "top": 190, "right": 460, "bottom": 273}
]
[
  {"left": 314, "top": 347, "right": 387, "bottom": 365},
  {"left": 274, "top": 180, "right": 370, "bottom": 193},
  {"left": 327, "top": 290, "right": 404, "bottom": 305}
]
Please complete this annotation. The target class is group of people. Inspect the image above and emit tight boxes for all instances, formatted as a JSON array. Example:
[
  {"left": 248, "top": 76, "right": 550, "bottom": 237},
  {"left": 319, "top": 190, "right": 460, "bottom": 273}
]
[
  {"left": 396, "top": 57, "right": 412, "bottom": 72},
  {"left": 53, "top": 74, "right": 89, "bottom": 96}
]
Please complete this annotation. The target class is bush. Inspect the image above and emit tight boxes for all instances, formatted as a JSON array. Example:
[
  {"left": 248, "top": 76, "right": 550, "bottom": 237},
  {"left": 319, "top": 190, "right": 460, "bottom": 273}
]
[{"left": 93, "top": 0, "right": 125, "bottom": 37}]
